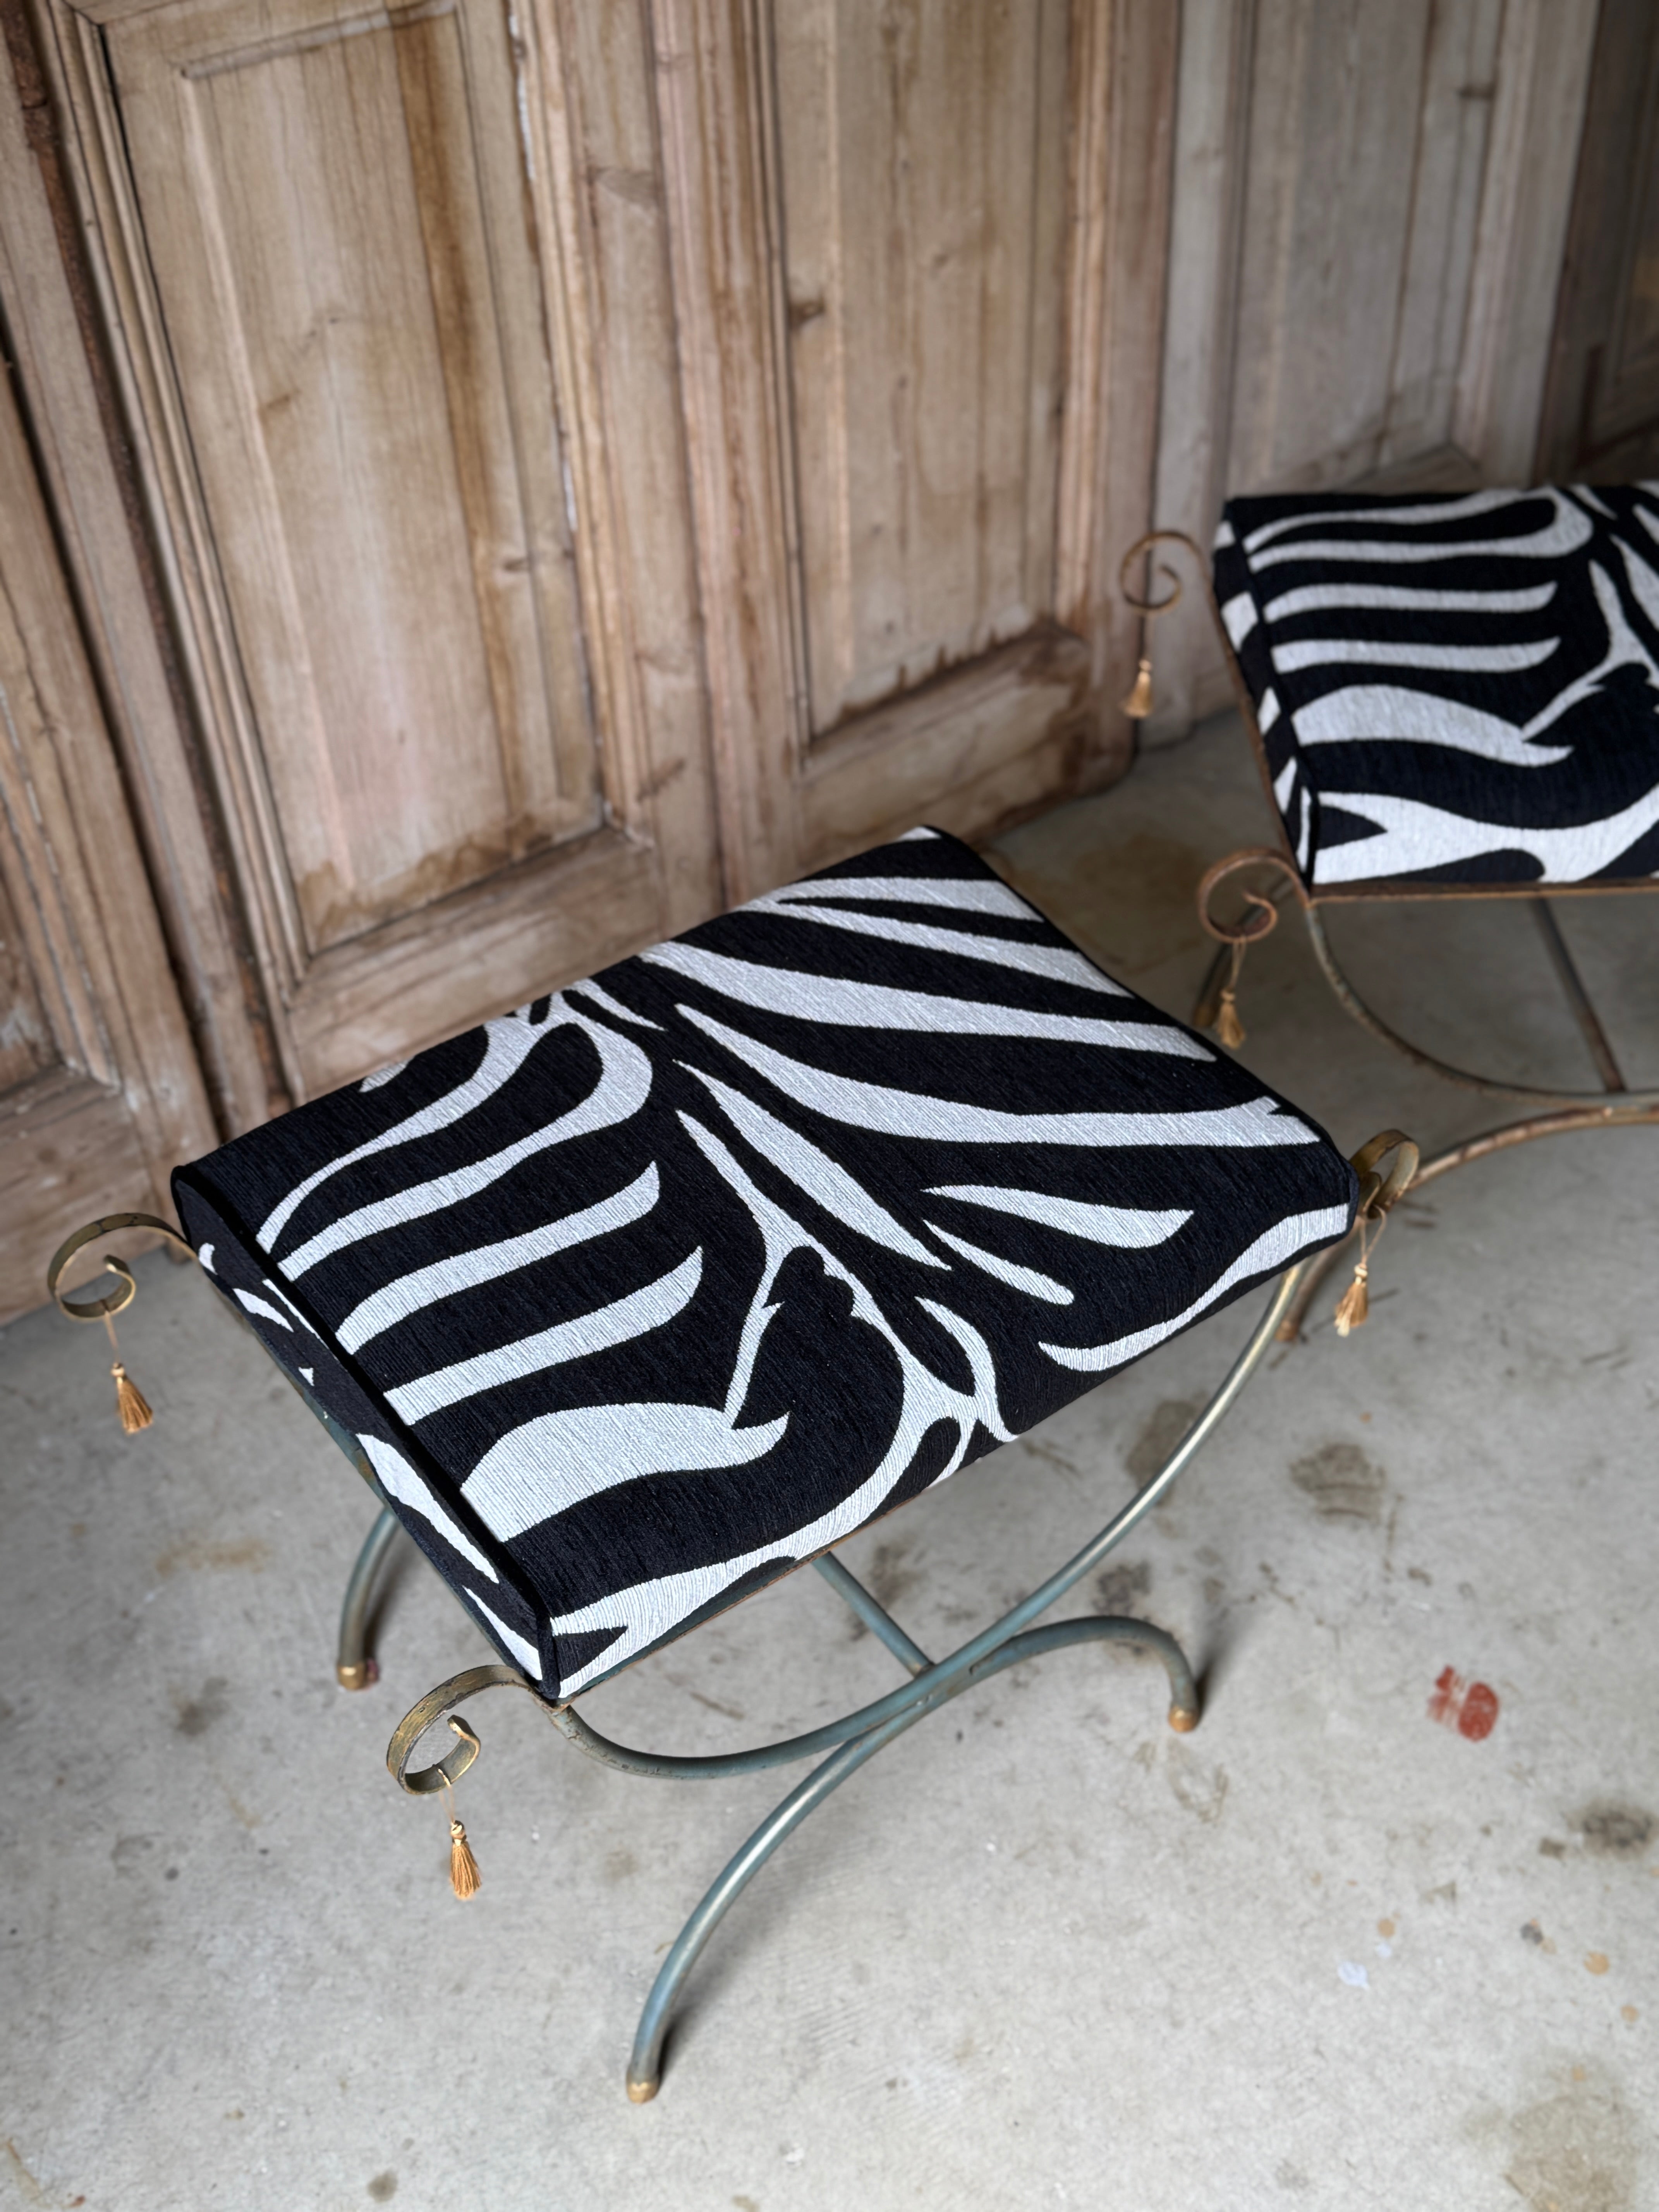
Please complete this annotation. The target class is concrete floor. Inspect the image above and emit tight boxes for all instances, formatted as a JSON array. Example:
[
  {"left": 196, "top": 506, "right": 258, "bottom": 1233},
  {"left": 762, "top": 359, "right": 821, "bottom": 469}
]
[{"left": 3, "top": 710, "right": 1656, "bottom": 2212}]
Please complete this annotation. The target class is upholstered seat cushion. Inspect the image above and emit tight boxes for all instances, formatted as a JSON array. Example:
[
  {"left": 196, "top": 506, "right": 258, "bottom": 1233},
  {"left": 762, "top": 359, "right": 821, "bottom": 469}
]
[
  {"left": 173, "top": 830, "right": 1355, "bottom": 1701},
  {"left": 1213, "top": 483, "right": 1659, "bottom": 889}
]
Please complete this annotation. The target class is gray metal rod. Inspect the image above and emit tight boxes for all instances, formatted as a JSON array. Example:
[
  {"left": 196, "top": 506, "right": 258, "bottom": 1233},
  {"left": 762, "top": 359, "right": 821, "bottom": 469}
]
[
  {"left": 813, "top": 1551, "right": 933, "bottom": 1674},
  {"left": 1531, "top": 898, "right": 1626, "bottom": 1094},
  {"left": 336, "top": 1504, "right": 402, "bottom": 1690},
  {"left": 623, "top": 1612, "right": 1197, "bottom": 2100}
]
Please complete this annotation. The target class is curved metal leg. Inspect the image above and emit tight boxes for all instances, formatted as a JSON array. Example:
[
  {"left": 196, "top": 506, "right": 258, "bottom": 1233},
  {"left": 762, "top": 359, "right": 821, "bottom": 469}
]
[
  {"left": 1191, "top": 940, "right": 1233, "bottom": 1032},
  {"left": 612, "top": 1274, "right": 1303, "bottom": 2099},
  {"left": 1530, "top": 901, "right": 1627, "bottom": 1092},
  {"left": 624, "top": 1614, "right": 1196, "bottom": 2102},
  {"left": 337, "top": 1504, "right": 403, "bottom": 1690},
  {"left": 531, "top": 1266, "right": 1300, "bottom": 1805},
  {"left": 1302, "top": 903, "right": 1659, "bottom": 1104},
  {"left": 385, "top": 1257, "right": 1373, "bottom": 2101},
  {"left": 393, "top": 1267, "right": 1302, "bottom": 1792}
]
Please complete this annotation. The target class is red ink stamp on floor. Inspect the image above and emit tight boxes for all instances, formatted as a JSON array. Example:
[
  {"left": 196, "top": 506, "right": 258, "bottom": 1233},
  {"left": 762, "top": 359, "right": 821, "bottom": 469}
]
[{"left": 1427, "top": 1666, "right": 1499, "bottom": 1740}]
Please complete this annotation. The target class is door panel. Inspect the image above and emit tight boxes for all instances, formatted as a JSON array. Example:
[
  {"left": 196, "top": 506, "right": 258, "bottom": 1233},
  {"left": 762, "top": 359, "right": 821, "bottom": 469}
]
[
  {"left": 655, "top": 0, "right": 1174, "bottom": 895},
  {"left": 1228, "top": 0, "right": 1504, "bottom": 496},
  {"left": 1146, "top": 0, "right": 1602, "bottom": 740},
  {"left": 800, "top": 627, "right": 1091, "bottom": 856},
  {"left": 0, "top": 870, "right": 55, "bottom": 1093},
  {"left": 776, "top": 0, "right": 1068, "bottom": 734},
  {"left": 41, "top": 0, "right": 718, "bottom": 1104},
  {"left": 0, "top": 359, "right": 217, "bottom": 1321},
  {"left": 17, "top": 0, "right": 1167, "bottom": 1142},
  {"left": 1538, "top": 0, "right": 1659, "bottom": 480},
  {"left": 5, "top": 0, "right": 1172, "bottom": 1312},
  {"left": 104, "top": 0, "right": 596, "bottom": 962}
]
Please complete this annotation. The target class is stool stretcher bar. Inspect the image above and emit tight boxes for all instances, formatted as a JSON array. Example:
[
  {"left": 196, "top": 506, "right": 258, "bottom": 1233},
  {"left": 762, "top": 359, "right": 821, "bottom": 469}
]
[{"left": 369, "top": 1260, "right": 1303, "bottom": 2100}]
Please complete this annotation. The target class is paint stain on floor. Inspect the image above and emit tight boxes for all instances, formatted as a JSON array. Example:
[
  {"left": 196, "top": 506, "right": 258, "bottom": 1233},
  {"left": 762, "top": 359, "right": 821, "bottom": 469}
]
[
  {"left": 172, "top": 1676, "right": 230, "bottom": 1738},
  {"left": 1503, "top": 2065, "right": 1638, "bottom": 2212},
  {"left": 1124, "top": 1400, "right": 1200, "bottom": 1487},
  {"left": 1427, "top": 1667, "right": 1499, "bottom": 1740},
  {"left": 1166, "top": 1746, "right": 1229, "bottom": 1825},
  {"left": 153, "top": 1535, "right": 270, "bottom": 1577},
  {"left": 1573, "top": 1803, "right": 1655, "bottom": 1858},
  {"left": 1094, "top": 1559, "right": 1152, "bottom": 1613},
  {"left": 1288, "top": 1442, "right": 1386, "bottom": 1523}
]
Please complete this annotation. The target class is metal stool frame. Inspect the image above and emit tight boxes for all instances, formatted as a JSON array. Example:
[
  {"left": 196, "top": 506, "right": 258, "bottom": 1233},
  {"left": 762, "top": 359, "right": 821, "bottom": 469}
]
[
  {"left": 325, "top": 1127, "right": 1413, "bottom": 2102},
  {"left": 50, "top": 1145, "right": 1421, "bottom": 2101},
  {"left": 359, "top": 1257, "right": 1292, "bottom": 2101}
]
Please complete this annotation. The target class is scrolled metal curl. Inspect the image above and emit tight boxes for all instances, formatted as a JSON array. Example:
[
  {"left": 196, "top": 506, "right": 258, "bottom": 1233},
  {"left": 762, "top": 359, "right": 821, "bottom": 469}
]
[
  {"left": 386, "top": 1664, "right": 550, "bottom": 1795},
  {"left": 1117, "top": 527, "right": 1207, "bottom": 617},
  {"left": 1349, "top": 1128, "right": 1420, "bottom": 1221},
  {"left": 46, "top": 1211, "right": 196, "bottom": 1322},
  {"left": 1195, "top": 847, "right": 1304, "bottom": 946}
]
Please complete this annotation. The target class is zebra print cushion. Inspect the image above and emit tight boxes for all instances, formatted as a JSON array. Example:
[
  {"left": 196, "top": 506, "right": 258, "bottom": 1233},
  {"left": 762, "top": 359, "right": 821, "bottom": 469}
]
[
  {"left": 1213, "top": 484, "right": 1659, "bottom": 888},
  {"left": 173, "top": 830, "right": 1356, "bottom": 1701}
]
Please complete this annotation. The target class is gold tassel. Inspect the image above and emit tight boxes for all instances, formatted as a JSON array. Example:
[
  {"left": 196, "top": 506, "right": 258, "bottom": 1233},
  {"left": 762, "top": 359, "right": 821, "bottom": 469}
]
[
  {"left": 101, "top": 1311, "right": 153, "bottom": 1435},
  {"left": 1121, "top": 657, "right": 1154, "bottom": 719},
  {"left": 449, "top": 1818, "right": 481, "bottom": 1899},
  {"left": 1212, "top": 940, "right": 1247, "bottom": 1048},
  {"left": 1332, "top": 1262, "right": 1369, "bottom": 1337},
  {"left": 112, "top": 1361, "right": 153, "bottom": 1434},
  {"left": 1333, "top": 1209, "right": 1386, "bottom": 1338}
]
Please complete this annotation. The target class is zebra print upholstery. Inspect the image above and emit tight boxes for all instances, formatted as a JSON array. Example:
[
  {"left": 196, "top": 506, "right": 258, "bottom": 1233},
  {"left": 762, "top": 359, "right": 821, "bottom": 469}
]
[
  {"left": 173, "top": 831, "right": 1357, "bottom": 1701},
  {"left": 1214, "top": 484, "right": 1659, "bottom": 889}
]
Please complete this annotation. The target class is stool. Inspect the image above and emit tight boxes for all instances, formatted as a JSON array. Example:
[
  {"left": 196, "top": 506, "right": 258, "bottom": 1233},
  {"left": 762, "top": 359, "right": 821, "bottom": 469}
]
[
  {"left": 50, "top": 827, "right": 1413, "bottom": 2098},
  {"left": 1119, "top": 489, "right": 1659, "bottom": 1328}
]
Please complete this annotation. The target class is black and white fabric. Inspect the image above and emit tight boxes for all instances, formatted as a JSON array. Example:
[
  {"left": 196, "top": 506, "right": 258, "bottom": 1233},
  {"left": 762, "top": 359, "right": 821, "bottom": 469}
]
[
  {"left": 174, "top": 831, "right": 1355, "bottom": 1701},
  {"left": 1214, "top": 484, "right": 1659, "bottom": 888}
]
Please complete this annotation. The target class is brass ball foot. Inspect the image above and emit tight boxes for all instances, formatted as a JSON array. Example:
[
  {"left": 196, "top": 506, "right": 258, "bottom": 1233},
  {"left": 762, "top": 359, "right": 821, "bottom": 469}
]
[
  {"left": 625, "top": 2075, "right": 659, "bottom": 2104},
  {"left": 1168, "top": 1704, "right": 1200, "bottom": 1733},
  {"left": 336, "top": 1658, "right": 378, "bottom": 1691}
]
